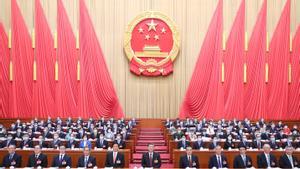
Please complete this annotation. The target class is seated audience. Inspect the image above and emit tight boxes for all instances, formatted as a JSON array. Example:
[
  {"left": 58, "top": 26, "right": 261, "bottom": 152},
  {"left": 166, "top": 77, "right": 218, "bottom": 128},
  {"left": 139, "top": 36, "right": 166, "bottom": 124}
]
[
  {"left": 79, "top": 135, "right": 92, "bottom": 149},
  {"left": 177, "top": 136, "right": 190, "bottom": 149},
  {"left": 96, "top": 133, "right": 109, "bottom": 149},
  {"left": 114, "top": 134, "right": 126, "bottom": 149}
]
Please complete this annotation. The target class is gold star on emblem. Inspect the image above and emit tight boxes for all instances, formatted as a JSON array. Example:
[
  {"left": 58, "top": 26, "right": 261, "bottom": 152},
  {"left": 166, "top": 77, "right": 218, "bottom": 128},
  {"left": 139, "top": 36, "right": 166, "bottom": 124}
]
[
  {"left": 161, "top": 27, "right": 166, "bottom": 34},
  {"left": 147, "top": 19, "right": 158, "bottom": 32},
  {"left": 138, "top": 27, "right": 144, "bottom": 33},
  {"left": 154, "top": 35, "right": 159, "bottom": 40},
  {"left": 145, "top": 34, "right": 150, "bottom": 40}
]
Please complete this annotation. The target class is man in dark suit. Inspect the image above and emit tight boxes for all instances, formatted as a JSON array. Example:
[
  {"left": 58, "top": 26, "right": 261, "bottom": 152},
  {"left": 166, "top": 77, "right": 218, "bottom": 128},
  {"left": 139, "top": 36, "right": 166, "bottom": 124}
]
[
  {"left": 257, "top": 144, "right": 278, "bottom": 168},
  {"left": 268, "top": 135, "right": 280, "bottom": 149},
  {"left": 114, "top": 134, "right": 126, "bottom": 149},
  {"left": 105, "top": 143, "right": 125, "bottom": 168},
  {"left": 48, "top": 133, "right": 61, "bottom": 149},
  {"left": 1, "top": 134, "right": 16, "bottom": 148},
  {"left": 279, "top": 146, "right": 299, "bottom": 168},
  {"left": 208, "top": 137, "right": 220, "bottom": 150},
  {"left": 66, "top": 135, "right": 78, "bottom": 149},
  {"left": 208, "top": 145, "right": 229, "bottom": 168},
  {"left": 223, "top": 136, "right": 235, "bottom": 150},
  {"left": 27, "top": 145, "right": 48, "bottom": 167},
  {"left": 19, "top": 134, "right": 33, "bottom": 149},
  {"left": 233, "top": 146, "right": 253, "bottom": 168},
  {"left": 51, "top": 145, "right": 72, "bottom": 168},
  {"left": 179, "top": 146, "right": 199, "bottom": 168},
  {"left": 173, "top": 128, "right": 184, "bottom": 140},
  {"left": 141, "top": 143, "right": 161, "bottom": 168},
  {"left": 193, "top": 136, "right": 204, "bottom": 149},
  {"left": 77, "top": 146, "right": 96, "bottom": 168},
  {"left": 96, "top": 134, "right": 109, "bottom": 149},
  {"left": 252, "top": 137, "right": 263, "bottom": 149},
  {"left": 177, "top": 136, "right": 190, "bottom": 149},
  {"left": 1, "top": 145, "right": 22, "bottom": 168},
  {"left": 238, "top": 136, "right": 251, "bottom": 149}
]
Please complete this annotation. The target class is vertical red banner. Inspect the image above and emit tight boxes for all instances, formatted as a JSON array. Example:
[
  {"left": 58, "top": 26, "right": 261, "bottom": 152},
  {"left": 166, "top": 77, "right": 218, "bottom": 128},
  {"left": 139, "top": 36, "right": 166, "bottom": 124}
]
[
  {"left": 180, "top": 0, "right": 224, "bottom": 119},
  {"left": 79, "top": 0, "right": 123, "bottom": 118},
  {"left": 56, "top": 0, "right": 79, "bottom": 118},
  {"left": 11, "top": 0, "right": 34, "bottom": 117},
  {"left": 0, "top": 23, "right": 10, "bottom": 117}
]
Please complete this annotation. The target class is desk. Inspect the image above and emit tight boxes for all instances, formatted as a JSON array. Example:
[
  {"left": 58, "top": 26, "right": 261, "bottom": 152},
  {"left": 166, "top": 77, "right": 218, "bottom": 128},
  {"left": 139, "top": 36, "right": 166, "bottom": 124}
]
[
  {"left": 173, "top": 149, "right": 300, "bottom": 168},
  {"left": 0, "top": 149, "right": 130, "bottom": 168}
]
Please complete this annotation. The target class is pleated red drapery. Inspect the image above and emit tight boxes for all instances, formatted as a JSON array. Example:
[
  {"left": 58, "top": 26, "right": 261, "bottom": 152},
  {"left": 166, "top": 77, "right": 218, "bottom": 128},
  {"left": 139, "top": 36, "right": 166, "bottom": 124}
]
[
  {"left": 32, "top": 0, "right": 56, "bottom": 117},
  {"left": 267, "top": 0, "right": 290, "bottom": 120},
  {"left": 223, "top": 0, "right": 245, "bottom": 119},
  {"left": 10, "top": 0, "right": 34, "bottom": 117},
  {"left": 288, "top": 26, "right": 300, "bottom": 119},
  {"left": 244, "top": 0, "right": 267, "bottom": 120},
  {"left": 79, "top": 0, "right": 123, "bottom": 118},
  {"left": 56, "top": 0, "right": 79, "bottom": 118},
  {"left": 0, "top": 23, "right": 10, "bottom": 117},
  {"left": 179, "top": 0, "right": 224, "bottom": 119}
]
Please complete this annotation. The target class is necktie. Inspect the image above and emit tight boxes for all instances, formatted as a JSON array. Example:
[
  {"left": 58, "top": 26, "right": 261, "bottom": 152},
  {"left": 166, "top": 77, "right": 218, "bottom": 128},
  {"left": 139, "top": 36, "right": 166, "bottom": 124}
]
[
  {"left": 85, "top": 156, "right": 88, "bottom": 167},
  {"left": 9, "top": 154, "right": 13, "bottom": 160},
  {"left": 113, "top": 152, "right": 117, "bottom": 163},
  {"left": 266, "top": 154, "right": 271, "bottom": 167},
  {"left": 60, "top": 154, "right": 63, "bottom": 161},
  {"left": 149, "top": 153, "right": 153, "bottom": 167},
  {"left": 218, "top": 156, "right": 222, "bottom": 168},
  {"left": 242, "top": 155, "right": 246, "bottom": 166},
  {"left": 188, "top": 156, "right": 192, "bottom": 167},
  {"left": 35, "top": 155, "right": 39, "bottom": 159},
  {"left": 288, "top": 155, "right": 294, "bottom": 168}
]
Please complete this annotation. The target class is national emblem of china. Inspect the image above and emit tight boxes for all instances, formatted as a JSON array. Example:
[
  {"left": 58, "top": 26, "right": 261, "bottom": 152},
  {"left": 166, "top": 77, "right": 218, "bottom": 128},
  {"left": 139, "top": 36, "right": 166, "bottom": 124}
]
[{"left": 124, "top": 11, "right": 180, "bottom": 76}]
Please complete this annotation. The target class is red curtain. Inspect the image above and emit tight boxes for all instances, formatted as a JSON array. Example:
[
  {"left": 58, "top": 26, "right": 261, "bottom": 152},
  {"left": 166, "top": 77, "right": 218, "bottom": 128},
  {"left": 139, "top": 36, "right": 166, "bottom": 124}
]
[
  {"left": 79, "top": 0, "right": 123, "bottom": 118},
  {"left": 180, "top": 0, "right": 224, "bottom": 119},
  {"left": 32, "top": 0, "right": 56, "bottom": 117},
  {"left": 0, "top": 23, "right": 10, "bottom": 117},
  {"left": 244, "top": 0, "right": 267, "bottom": 120},
  {"left": 288, "top": 26, "right": 300, "bottom": 119},
  {"left": 267, "top": 0, "right": 290, "bottom": 120},
  {"left": 223, "top": 0, "right": 245, "bottom": 119},
  {"left": 10, "top": 0, "right": 34, "bottom": 117},
  {"left": 56, "top": 0, "right": 79, "bottom": 118}
]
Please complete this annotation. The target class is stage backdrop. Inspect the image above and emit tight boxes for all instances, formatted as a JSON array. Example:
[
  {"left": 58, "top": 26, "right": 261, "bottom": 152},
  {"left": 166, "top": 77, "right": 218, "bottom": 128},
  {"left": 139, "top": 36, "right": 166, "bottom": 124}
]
[{"left": 0, "top": 0, "right": 300, "bottom": 118}]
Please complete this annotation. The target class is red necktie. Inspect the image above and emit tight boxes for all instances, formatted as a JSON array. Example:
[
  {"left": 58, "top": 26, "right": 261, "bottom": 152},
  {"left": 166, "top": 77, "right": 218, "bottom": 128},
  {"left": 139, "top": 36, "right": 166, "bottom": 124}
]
[{"left": 113, "top": 153, "right": 117, "bottom": 163}]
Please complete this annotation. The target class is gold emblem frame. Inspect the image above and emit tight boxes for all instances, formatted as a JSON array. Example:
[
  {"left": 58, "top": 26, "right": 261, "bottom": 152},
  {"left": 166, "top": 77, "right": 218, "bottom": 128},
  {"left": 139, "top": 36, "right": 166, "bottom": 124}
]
[{"left": 124, "top": 11, "right": 180, "bottom": 67}]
